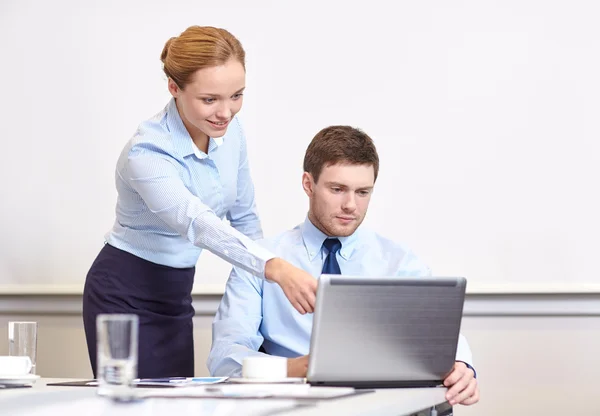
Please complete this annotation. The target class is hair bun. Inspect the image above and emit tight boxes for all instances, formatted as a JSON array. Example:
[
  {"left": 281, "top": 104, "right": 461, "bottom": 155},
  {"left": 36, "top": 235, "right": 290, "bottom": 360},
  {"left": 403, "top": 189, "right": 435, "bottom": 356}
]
[{"left": 160, "top": 37, "right": 177, "bottom": 63}]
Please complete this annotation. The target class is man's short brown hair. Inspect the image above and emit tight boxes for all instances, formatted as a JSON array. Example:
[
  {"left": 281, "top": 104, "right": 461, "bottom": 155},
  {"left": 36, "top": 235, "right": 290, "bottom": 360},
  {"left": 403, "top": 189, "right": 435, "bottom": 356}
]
[{"left": 303, "top": 126, "right": 379, "bottom": 183}]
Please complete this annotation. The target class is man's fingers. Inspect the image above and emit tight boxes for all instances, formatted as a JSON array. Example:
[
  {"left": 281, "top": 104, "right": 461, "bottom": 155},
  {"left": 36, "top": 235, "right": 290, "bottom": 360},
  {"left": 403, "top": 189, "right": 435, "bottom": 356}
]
[
  {"left": 454, "top": 379, "right": 478, "bottom": 405},
  {"left": 450, "top": 378, "right": 476, "bottom": 405},
  {"left": 443, "top": 367, "right": 461, "bottom": 388},
  {"left": 461, "top": 383, "right": 480, "bottom": 406},
  {"left": 446, "top": 376, "right": 469, "bottom": 403},
  {"left": 445, "top": 367, "right": 473, "bottom": 402}
]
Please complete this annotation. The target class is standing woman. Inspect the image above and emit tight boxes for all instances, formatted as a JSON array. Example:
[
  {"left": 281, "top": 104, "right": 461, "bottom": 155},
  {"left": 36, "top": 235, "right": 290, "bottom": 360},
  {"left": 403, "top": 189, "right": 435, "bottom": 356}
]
[{"left": 82, "top": 26, "right": 316, "bottom": 378}]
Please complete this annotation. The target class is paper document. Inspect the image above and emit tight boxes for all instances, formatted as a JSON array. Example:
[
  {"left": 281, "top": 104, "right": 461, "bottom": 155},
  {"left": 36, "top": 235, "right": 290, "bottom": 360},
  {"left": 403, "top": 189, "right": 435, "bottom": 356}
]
[
  {"left": 135, "top": 377, "right": 228, "bottom": 387},
  {"left": 139, "top": 384, "right": 360, "bottom": 400}
]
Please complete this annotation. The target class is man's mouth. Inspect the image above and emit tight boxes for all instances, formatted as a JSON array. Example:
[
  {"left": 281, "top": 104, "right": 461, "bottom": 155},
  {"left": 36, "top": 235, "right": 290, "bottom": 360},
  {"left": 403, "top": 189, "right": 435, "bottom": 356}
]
[{"left": 336, "top": 216, "right": 356, "bottom": 222}]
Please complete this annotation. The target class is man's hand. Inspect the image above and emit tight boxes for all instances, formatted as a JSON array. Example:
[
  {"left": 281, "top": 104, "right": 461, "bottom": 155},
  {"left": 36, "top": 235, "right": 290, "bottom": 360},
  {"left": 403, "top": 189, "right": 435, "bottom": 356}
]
[
  {"left": 287, "top": 355, "right": 309, "bottom": 378},
  {"left": 265, "top": 258, "right": 317, "bottom": 314},
  {"left": 443, "top": 361, "right": 480, "bottom": 406}
]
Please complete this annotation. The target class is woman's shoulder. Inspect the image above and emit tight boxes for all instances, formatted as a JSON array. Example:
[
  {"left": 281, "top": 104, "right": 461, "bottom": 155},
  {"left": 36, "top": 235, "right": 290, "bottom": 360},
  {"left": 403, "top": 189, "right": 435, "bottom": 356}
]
[{"left": 126, "top": 105, "right": 177, "bottom": 158}]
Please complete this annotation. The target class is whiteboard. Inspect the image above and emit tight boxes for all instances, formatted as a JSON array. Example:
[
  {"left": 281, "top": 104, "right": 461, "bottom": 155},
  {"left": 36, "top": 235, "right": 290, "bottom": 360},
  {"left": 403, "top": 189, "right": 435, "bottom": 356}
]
[{"left": 1, "top": 0, "right": 599, "bottom": 294}]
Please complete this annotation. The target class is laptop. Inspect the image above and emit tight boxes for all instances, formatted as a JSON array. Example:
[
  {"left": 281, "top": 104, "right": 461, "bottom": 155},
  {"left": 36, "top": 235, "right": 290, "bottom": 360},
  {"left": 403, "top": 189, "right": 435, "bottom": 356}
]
[{"left": 306, "top": 275, "right": 466, "bottom": 389}]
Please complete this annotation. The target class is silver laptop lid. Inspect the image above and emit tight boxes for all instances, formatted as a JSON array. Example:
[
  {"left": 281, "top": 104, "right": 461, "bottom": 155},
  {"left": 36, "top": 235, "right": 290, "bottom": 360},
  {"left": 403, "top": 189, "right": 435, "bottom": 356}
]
[{"left": 307, "top": 275, "right": 466, "bottom": 388}]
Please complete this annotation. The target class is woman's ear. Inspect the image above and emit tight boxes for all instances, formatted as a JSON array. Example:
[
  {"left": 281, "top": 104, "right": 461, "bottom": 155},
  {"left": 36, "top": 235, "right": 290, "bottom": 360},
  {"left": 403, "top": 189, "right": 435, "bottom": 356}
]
[{"left": 167, "top": 78, "right": 181, "bottom": 98}]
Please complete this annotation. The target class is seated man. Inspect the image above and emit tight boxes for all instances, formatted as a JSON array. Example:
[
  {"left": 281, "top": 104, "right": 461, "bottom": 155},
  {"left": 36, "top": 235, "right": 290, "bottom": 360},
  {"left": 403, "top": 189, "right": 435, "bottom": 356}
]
[{"left": 208, "top": 126, "right": 480, "bottom": 406}]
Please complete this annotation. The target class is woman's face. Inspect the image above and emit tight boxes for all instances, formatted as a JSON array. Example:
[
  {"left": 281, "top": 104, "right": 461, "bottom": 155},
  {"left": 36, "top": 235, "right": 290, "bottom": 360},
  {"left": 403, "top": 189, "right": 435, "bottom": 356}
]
[{"left": 169, "top": 59, "right": 246, "bottom": 142}]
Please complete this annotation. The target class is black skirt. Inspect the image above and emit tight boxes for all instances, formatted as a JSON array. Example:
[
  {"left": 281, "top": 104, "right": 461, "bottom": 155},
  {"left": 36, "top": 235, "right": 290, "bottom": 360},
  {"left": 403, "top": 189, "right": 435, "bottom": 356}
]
[{"left": 82, "top": 244, "right": 195, "bottom": 378}]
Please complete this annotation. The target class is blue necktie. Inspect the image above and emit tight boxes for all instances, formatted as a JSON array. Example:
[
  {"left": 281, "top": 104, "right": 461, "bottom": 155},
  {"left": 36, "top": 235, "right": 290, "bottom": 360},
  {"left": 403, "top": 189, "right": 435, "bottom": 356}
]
[{"left": 322, "top": 238, "right": 342, "bottom": 275}]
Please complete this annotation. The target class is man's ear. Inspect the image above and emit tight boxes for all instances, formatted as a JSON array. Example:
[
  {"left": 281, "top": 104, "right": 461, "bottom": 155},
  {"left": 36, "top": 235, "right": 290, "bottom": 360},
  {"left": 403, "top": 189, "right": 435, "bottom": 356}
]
[
  {"left": 167, "top": 78, "right": 181, "bottom": 98},
  {"left": 302, "top": 172, "right": 314, "bottom": 197}
]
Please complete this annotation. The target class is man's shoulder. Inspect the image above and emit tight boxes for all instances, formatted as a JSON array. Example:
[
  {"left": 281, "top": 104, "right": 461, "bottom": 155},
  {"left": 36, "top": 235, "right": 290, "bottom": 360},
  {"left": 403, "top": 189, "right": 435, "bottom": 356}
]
[
  {"left": 256, "top": 224, "right": 304, "bottom": 255},
  {"left": 358, "top": 228, "right": 432, "bottom": 275},
  {"left": 228, "top": 225, "right": 303, "bottom": 285},
  {"left": 359, "top": 227, "right": 414, "bottom": 254}
]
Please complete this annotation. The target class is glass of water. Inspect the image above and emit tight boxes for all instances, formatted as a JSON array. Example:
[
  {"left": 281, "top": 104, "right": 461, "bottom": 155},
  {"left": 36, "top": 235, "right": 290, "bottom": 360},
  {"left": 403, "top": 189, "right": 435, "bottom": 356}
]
[
  {"left": 96, "top": 314, "right": 138, "bottom": 398},
  {"left": 8, "top": 321, "right": 38, "bottom": 374}
]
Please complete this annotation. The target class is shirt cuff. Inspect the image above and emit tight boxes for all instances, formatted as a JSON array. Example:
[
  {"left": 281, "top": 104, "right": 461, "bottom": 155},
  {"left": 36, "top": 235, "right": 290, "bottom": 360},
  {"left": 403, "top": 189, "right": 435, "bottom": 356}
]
[
  {"left": 456, "top": 360, "right": 477, "bottom": 379},
  {"left": 238, "top": 234, "right": 276, "bottom": 279}
]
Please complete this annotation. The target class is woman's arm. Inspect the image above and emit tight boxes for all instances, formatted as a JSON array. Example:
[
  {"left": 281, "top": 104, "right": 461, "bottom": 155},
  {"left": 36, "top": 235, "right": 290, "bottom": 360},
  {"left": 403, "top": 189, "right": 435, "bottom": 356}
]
[
  {"left": 126, "top": 144, "right": 316, "bottom": 313},
  {"left": 127, "top": 145, "right": 272, "bottom": 277}
]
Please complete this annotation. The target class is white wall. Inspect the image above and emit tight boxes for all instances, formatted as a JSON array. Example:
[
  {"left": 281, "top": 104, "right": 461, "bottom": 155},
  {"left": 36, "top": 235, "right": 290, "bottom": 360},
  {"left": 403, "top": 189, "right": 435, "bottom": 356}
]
[
  {"left": 1, "top": 294, "right": 598, "bottom": 416},
  {"left": 1, "top": 0, "right": 599, "bottom": 292},
  {"left": 2, "top": 2, "right": 599, "bottom": 413}
]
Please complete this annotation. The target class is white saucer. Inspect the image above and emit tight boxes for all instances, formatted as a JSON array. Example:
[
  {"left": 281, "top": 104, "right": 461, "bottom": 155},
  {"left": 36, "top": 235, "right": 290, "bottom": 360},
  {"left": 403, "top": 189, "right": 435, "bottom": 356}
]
[
  {"left": 0, "top": 374, "right": 40, "bottom": 386},
  {"left": 228, "top": 377, "right": 305, "bottom": 384}
]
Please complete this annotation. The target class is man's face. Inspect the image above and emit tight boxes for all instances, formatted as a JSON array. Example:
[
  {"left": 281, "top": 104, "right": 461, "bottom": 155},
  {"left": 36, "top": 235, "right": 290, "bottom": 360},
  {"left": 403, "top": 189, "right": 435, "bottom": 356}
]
[{"left": 303, "top": 163, "right": 375, "bottom": 237}]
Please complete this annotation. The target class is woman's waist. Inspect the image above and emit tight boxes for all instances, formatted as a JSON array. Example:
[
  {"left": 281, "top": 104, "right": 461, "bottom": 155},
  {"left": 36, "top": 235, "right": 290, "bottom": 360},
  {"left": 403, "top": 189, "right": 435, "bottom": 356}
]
[
  {"left": 87, "top": 242, "right": 197, "bottom": 302},
  {"left": 105, "top": 227, "right": 201, "bottom": 269}
]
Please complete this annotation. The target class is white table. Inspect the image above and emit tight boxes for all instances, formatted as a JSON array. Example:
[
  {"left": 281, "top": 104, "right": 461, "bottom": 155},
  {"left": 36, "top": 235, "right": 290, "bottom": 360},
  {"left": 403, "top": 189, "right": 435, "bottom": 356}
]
[{"left": 0, "top": 378, "right": 450, "bottom": 416}]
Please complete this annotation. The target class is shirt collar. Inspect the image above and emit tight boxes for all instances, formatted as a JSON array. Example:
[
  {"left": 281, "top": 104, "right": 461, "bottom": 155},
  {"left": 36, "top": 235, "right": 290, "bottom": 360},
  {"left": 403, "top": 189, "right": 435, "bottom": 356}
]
[
  {"left": 166, "top": 98, "right": 195, "bottom": 157},
  {"left": 166, "top": 98, "right": 226, "bottom": 159},
  {"left": 192, "top": 136, "right": 224, "bottom": 159},
  {"left": 300, "top": 216, "right": 361, "bottom": 261}
]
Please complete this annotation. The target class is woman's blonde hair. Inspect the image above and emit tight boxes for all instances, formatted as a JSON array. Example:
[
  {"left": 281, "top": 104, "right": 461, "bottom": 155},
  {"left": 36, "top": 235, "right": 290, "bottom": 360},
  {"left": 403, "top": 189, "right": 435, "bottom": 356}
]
[{"left": 160, "top": 26, "right": 245, "bottom": 89}]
